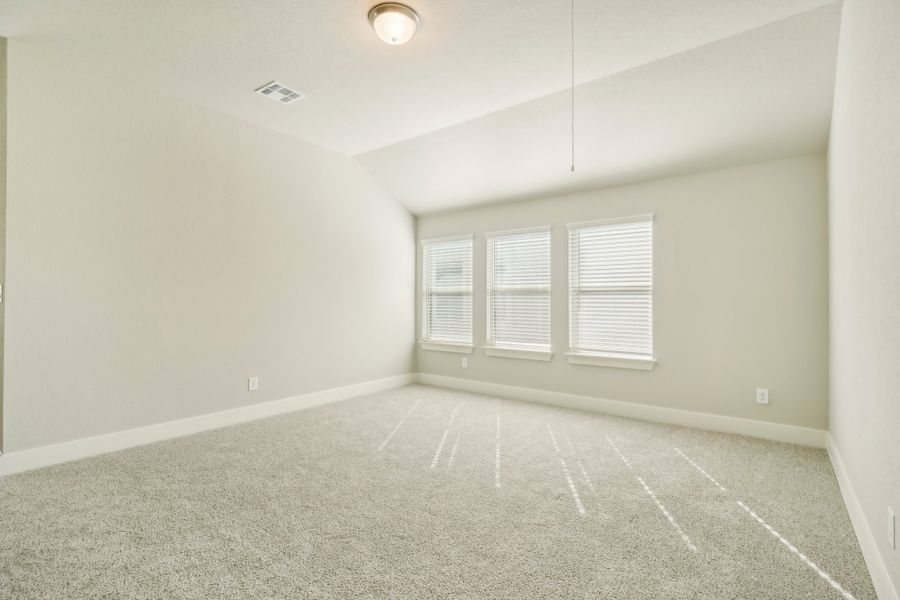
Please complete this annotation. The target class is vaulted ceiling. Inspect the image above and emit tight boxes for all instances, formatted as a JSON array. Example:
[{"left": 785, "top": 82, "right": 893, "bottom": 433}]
[{"left": 0, "top": 0, "right": 843, "bottom": 213}]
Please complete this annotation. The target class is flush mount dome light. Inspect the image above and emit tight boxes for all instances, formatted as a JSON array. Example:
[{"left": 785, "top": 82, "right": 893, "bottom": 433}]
[{"left": 368, "top": 3, "right": 420, "bottom": 45}]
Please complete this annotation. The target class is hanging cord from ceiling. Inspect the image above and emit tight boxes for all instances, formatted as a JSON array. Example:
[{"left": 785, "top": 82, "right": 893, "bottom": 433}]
[{"left": 570, "top": 0, "right": 575, "bottom": 172}]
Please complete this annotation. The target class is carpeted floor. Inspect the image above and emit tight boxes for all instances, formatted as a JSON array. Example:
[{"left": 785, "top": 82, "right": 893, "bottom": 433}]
[{"left": 0, "top": 385, "right": 876, "bottom": 599}]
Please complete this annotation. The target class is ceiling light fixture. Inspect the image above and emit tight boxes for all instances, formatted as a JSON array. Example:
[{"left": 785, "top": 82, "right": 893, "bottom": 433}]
[{"left": 368, "top": 3, "right": 420, "bottom": 46}]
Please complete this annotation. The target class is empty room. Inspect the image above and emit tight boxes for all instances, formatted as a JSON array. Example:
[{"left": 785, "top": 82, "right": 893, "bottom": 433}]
[{"left": 0, "top": 0, "right": 898, "bottom": 598}]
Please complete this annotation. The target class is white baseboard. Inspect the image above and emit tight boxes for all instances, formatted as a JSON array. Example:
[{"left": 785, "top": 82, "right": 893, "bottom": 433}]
[
  {"left": 414, "top": 373, "right": 827, "bottom": 448},
  {"left": 0, "top": 374, "right": 414, "bottom": 478},
  {"left": 828, "top": 435, "right": 899, "bottom": 600}
]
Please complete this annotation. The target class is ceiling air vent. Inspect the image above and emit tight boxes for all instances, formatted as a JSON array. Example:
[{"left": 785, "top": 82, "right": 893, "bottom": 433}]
[{"left": 255, "top": 81, "right": 304, "bottom": 104}]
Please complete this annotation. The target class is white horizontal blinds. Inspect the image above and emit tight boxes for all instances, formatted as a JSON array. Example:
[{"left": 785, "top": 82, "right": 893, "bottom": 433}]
[
  {"left": 487, "top": 229, "right": 551, "bottom": 350},
  {"left": 423, "top": 237, "right": 473, "bottom": 345},
  {"left": 569, "top": 217, "right": 653, "bottom": 357}
]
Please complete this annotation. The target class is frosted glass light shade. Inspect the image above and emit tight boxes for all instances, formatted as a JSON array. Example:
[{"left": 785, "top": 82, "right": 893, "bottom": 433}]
[{"left": 368, "top": 3, "right": 420, "bottom": 45}]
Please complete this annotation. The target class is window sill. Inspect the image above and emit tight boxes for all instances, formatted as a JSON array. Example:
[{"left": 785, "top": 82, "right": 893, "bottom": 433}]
[
  {"left": 419, "top": 341, "right": 474, "bottom": 354},
  {"left": 565, "top": 352, "right": 656, "bottom": 371},
  {"left": 483, "top": 346, "right": 553, "bottom": 362}
]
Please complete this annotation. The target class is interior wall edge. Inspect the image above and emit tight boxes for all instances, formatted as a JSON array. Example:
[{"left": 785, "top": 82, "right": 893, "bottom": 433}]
[
  {"left": 828, "top": 434, "right": 900, "bottom": 600},
  {"left": 827, "top": 0, "right": 900, "bottom": 593},
  {"left": 415, "top": 373, "right": 827, "bottom": 448},
  {"left": 0, "top": 36, "right": 7, "bottom": 454}
]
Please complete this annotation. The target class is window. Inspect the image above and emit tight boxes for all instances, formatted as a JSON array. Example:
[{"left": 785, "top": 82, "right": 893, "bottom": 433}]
[
  {"left": 422, "top": 236, "right": 473, "bottom": 348},
  {"left": 485, "top": 228, "right": 551, "bottom": 359},
  {"left": 568, "top": 215, "right": 654, "bottom": 369}
]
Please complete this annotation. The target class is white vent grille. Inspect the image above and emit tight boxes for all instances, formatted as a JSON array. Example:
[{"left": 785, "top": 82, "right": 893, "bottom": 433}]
[{"left": 255, "top": 81, "right": 304, "bottom": 104}]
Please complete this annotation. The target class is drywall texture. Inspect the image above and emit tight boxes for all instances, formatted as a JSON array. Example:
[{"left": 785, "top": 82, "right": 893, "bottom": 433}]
[
  {"left": 418, "top": 156, "right": 828, "bottom": 430},
  {"left": 2, "top": 40, "right": 414, "bottom": 452},
  {"left": 0, "top": 37, "right": 6, "bottom": 451},
  {"left": 828, "top": 0, "right": 900, "bottom": 594}
]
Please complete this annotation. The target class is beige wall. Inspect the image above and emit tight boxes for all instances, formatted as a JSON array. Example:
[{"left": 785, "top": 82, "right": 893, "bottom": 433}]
[
  {"left": 828, "top": 0, "right": 900, "bottom": 593},
  {"left": 2, "top": 40, "right": 415, "bottom": 452},
  {"left": 0, "top": 37, "right": 6, "bottom": 450},
  {"left": 418, "top": 156, "right": 828, "bottom": 430}
]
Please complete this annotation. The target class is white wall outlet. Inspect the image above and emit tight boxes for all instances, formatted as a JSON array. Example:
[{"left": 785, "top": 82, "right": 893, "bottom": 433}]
[
  {"left": 889, "top": 507, "right": 896, "bottom": 550},
  {"left": 248, "top": 376, "right": 259, "bottom": 391},
  {"left": 461, "top": 357, "right": 468, "bottom": 368},
  {"left": 756, "top": 388, "right": 769, "bottom": 405}
]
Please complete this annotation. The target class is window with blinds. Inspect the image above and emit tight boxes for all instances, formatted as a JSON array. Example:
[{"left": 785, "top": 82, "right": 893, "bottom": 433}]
[
  {"left": 486, "top": 228, "right": 552, "bottom": 351},
  {"left": 422, "top": 237, "right": 473, "bottom": 345},
  {"left": 568, "top": 216, "right": 653, "bottom": 358}
]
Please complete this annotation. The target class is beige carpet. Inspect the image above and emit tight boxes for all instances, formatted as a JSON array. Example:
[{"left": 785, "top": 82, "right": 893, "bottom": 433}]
[{"left": 0, "top": 385, "right": 876, "bottom": 599}]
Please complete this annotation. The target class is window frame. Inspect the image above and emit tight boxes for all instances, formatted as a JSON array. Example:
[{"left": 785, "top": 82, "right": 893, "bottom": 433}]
[
  {"left": 484, "top": 226, "right": 553, "bottom": 361},
  {"left": 566, "top": 215, "right": 656, "bottom": 371},
  {"left": 420, "top": 234, "right": 474, "bottom": 353}
]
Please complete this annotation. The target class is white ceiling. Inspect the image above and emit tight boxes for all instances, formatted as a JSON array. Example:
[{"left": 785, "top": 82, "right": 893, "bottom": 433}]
[
  {"left": 360, "top": 4, "right": 842, "bottom": 213},
  {"left": 0, "top": 0, "right": 842, "bottom": 214}
]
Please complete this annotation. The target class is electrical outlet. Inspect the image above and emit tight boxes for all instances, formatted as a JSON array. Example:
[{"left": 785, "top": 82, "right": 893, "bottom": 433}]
[
  {"left": 889, "top": 507, "right": 896, "bottom": 550},
  {"left": 248, "top": 376, "right": 259, "bottom": 391},
  {"left": 461, "top": 357, "right": 468, "bottom": 368},
  {"left": 756, "top": 388, "right": 769, "bottom": 405}
]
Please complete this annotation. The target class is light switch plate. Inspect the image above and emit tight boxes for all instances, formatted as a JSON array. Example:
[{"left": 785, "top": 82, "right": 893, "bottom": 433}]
[{"left": 756, "top": 388, "right": 769, "bottom": 405}]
